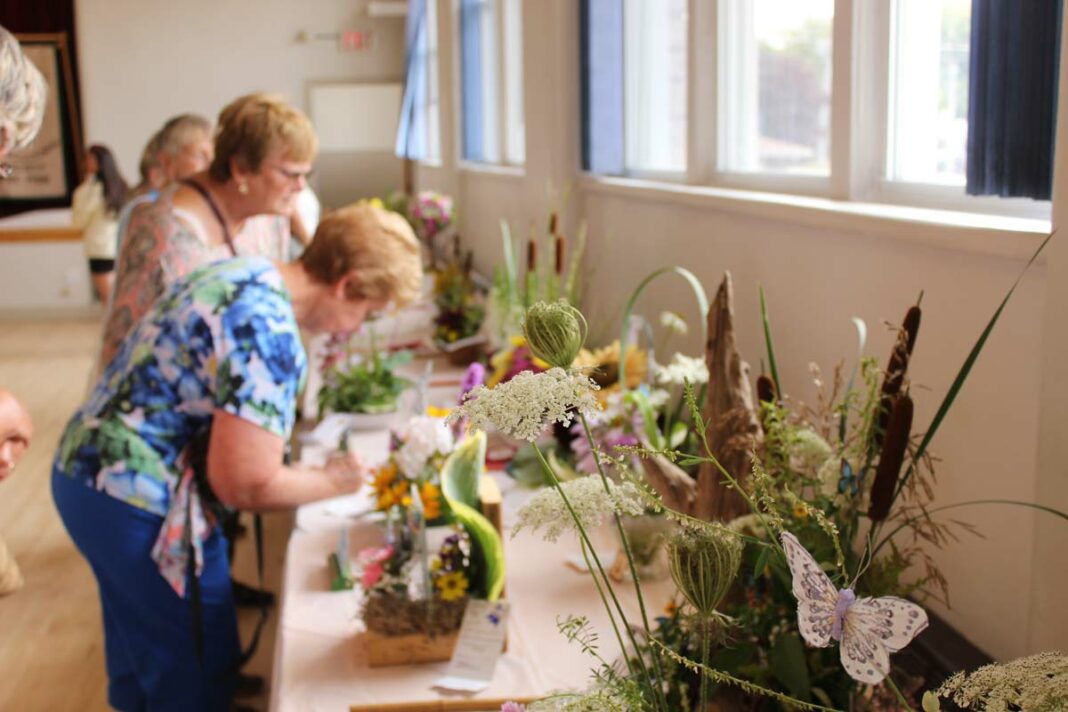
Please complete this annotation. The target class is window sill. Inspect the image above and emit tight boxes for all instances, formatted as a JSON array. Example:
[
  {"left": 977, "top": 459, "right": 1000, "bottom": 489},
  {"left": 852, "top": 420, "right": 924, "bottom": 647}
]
[
  {"left": 457, "top": 162, "right": 526, "bottom": 179},
  {"left": 579, "top": 175, "right": 1050, "bottom": 261}
]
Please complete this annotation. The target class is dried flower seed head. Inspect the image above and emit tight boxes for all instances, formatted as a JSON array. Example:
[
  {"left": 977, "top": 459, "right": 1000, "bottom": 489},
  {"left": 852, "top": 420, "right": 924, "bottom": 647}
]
[
  {"left": 667, "top": 524, "right": 742, "bottom": 617},
  {"left": 523, "top": 300, "right": 588, "bottom": 370}
]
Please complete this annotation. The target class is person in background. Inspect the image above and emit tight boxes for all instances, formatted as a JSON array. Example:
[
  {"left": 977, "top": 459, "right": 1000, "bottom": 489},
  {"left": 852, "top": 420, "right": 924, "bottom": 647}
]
[
  {"left": 52, "top": 203, "right": 423, "bottom": 711},
  {"left": 112, "top": 113, "right": 214, "bottom": 256},
  {"left": 98, "top": 93, "right": 310, "bottom": 372},
  {"left": 125, "top": 130, "right": 166, "bottom": 203},
  {"left": 72, "top": 144, "right": 129, "bottom": 305},
  {"left": 0, "top": 389, "right": 33, "bottom": 595},
  {"left": 0, "top": 26, "right": 46, "bottom": 173}
]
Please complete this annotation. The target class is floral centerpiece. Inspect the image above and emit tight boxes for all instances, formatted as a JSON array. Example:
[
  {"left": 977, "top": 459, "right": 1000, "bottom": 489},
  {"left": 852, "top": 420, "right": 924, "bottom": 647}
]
[
  {"left": 357, "top": 414, "right": 506, "bottom": 666},
  {"left": 317, "top": 333, "right": 413, "bottom": 416}
]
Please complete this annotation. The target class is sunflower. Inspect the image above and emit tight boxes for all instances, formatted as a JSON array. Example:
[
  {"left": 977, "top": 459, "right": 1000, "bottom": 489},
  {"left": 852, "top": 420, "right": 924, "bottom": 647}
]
[
  {"left": 419, "top": 481, "right": 443, "bottom": 520},
  {"left": 435, "top": 571, "right": 469, "bottom": 602}
]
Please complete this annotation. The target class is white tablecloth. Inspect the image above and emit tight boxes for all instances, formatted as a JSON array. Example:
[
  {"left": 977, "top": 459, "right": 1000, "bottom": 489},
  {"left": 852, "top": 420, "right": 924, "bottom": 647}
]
[{"left": 271, "top": 426, "right": 674, "bottom": 711}]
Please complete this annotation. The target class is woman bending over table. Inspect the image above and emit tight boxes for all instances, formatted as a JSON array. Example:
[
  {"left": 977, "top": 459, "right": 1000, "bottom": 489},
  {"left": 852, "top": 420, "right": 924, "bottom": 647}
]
[{"left": 52, "top": 203, "right": 422, "bottom": 712}]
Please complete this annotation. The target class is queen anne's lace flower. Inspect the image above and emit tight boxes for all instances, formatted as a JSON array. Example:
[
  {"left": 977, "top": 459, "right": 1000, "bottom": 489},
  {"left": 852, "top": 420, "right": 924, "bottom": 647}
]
[
  {"left": 449, "top": 368, "right": 601, "bottom": 442},
  {"left": 655, "top": 353, "right": 709, "bottom": 386},
  {"left": 659, "top": 310, "right": 688, "bottom": 335},
  {"left": 512, "top": 475, "right": 646, "bottom": 542},
  {"left": 394, "top": 415, "right": 455, "bottom": 477}
]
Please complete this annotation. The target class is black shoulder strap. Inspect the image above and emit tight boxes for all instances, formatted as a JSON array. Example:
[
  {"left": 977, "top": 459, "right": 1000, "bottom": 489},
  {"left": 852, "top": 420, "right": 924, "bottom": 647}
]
[{"left": 180, "top": 178, "right": 238, "bottom": 257}]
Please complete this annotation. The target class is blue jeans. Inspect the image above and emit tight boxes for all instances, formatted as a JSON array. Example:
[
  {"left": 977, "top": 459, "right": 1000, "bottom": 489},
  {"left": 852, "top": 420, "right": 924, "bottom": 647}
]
[{"left": 51, "top": 468, "right": 240, "bottom": 711}]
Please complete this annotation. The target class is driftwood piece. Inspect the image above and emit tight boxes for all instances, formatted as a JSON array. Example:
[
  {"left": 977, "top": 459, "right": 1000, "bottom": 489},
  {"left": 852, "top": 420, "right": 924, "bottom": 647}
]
[
  {"left": 694, "top": 272, "right": 763, "bottom": 522},
  {"left": 640, "top": 454, "right": 698, "bottom": 515}
]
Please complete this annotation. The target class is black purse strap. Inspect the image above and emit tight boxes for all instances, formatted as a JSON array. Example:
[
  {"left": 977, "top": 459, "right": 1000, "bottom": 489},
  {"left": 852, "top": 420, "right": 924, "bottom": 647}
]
[{"left": 180, "top": 178, "right": 238, "bottom": 258}]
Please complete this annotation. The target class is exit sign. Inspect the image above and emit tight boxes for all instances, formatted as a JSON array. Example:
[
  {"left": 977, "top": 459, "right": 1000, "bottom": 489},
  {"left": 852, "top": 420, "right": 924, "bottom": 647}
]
[{"left": 340, "top": 30, "right": 373, "bottom": 51}]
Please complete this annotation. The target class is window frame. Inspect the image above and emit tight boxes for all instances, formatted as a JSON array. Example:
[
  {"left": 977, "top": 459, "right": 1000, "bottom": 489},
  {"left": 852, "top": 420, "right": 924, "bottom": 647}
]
[
  {"left": 454, "top": 0, "right": 526, "bottom": 169},
  {"left": 586, "top": 0, "right": 1052, "bottom": 221}
]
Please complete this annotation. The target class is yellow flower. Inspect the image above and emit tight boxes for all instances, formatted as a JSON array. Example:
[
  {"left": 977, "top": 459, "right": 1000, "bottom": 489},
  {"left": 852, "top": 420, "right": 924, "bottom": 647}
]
[
  {"left": 426, "top": 405, "right": 452, "bottom": 419},
  {"left": 419, "top": 481, "right": 442, "bottom": 520},
  {"left": 793, "top": 502, "right": 810, "bottom": 520},
  {"left": 435, "top": 571, "right": 469, "bottom": 602},
  {"left": 664, "top": 599, "right": 678, "bottom": 617},
  {"left": 371, "top": 465, "right": 397, "bottom": 499}
]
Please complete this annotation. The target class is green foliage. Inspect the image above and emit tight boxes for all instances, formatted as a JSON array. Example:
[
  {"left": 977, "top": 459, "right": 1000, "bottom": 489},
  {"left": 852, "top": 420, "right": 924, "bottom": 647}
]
[{"left": 317, "top": 350, "right": 412, "bottom": 415}]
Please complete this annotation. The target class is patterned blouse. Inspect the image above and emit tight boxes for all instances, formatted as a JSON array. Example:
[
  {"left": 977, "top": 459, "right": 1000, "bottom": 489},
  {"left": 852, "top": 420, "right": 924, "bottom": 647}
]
[
  {"left": 56, "top": 257, "right": 306, "bottom": 593},
  {"left": 97, "top": 184, "right": 291, "bottom": 372}
]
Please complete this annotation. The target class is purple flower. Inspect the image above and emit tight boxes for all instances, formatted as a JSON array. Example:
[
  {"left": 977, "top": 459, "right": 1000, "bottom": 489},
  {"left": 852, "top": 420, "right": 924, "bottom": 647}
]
[
  {"left": 500, "top": 703, "right": 525, "bottom": 712},
  {"left": 460, "top": 362, "right": 486, "bottom": 400}
]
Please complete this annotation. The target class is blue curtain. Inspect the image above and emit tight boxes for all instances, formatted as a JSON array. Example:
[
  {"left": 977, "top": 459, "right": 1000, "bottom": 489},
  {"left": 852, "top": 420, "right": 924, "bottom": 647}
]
[
  {"left": 395, "top": 0, "right": 428, "bottom": 159},
  {"left": 580, "top": 0, "right": 625, "bottom": 174},
  {"left": 460, "top": 0, "right": 484, "bottom": 161},
  {"left": 967, "top": 0, "right": 1063, "bottom": 200}
]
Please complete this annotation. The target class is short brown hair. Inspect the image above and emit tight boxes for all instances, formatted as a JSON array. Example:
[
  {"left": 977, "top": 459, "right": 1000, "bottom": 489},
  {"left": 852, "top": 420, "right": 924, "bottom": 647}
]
[
  {"left": 300, "top": 204, "right": 423, "bottom": 307},
  {"left": 208, "top": 93, "right": 317, "bottom": 182}
]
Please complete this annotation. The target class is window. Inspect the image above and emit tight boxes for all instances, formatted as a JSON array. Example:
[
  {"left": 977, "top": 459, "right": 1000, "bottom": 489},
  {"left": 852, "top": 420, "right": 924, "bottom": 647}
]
[
  {"left": 719, "top": 0, "right": 834, "bottom": 176},
  {"left": 886, "top": 0, "right": 970, "bottom": 186},
  {"left": 623, "top": 0, "right": 688, "bottom": 174},
  {"left": 459, "top": 0, "right": 525, "bottom": 166},
  {"left": 579, "top": 0, "right": 1050, "bottom": 218},
  {"left": 396, "top": 0, "right": 440, "bottom": 162},
  {"left": 423, "top": 0, "right": 441, "bottom": 161}
]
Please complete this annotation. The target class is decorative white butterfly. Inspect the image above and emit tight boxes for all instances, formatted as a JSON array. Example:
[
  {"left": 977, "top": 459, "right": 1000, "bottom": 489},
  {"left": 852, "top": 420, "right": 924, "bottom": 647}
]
[{"left": 780, "top": 531, "right": 929, "bottom": 685}]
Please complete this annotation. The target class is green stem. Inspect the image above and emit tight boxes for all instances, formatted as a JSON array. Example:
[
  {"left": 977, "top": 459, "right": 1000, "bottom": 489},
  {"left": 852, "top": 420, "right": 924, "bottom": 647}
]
[
  {"left": 578, "top": 537, "right": 636, "bottom": 679},
  {"left": 699, "top": 617, "right": 711, "bottom": 712},
  {"left": 531, "top": 446, "right": 658, "bottom": 705},
  {"left": 885, "top": 675, "right": 915, "bottom": 712},
  {"left": 578, "top": 412, "right": 669, "bottom": 710}
]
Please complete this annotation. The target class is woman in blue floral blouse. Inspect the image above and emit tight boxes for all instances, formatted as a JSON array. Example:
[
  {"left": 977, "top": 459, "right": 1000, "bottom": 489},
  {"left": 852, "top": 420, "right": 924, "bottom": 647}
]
[{"left": 51, "top": 204, "right": 422, "bottom": 712}]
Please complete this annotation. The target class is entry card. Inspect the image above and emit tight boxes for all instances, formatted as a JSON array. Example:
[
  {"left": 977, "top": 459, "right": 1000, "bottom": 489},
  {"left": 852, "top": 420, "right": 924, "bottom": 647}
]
[{"left": 433, "top": 599, "right": 510, "bottom": 693}]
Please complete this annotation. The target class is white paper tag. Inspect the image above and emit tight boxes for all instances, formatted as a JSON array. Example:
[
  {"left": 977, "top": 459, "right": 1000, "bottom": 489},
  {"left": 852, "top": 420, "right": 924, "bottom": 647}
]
[{"left": 433, "top": 599, "right": 509, "bottom": 693}]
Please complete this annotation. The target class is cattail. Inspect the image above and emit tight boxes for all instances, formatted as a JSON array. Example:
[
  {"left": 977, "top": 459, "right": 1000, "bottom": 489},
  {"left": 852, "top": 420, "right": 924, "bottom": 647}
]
[
  {"left": 756, "top": 374, "right": 776, "bottom": 405},
  {"left": 554, "top": 235, "right": 565, "bottom": 275},
  {"left": 527, "top": 238, "right": 537, "bottom": 272},
  {"left": 667, "top": 525, "right": 742, "bottom": 617},
  {"left": 548, "top": 212, "right": 558, "bottom": 235},
  {"left": 868, "top": 393, "right": 913, "bottom": 522},
  {"left": 874, "top": 304, "right": 921, "bottom": 449}
]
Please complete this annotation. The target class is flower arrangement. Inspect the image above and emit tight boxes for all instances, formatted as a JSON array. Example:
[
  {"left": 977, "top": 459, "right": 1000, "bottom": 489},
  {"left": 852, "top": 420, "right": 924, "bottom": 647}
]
[
  {"left": 458, "top": 270, "right": 1067, "bottom": 712},
  {"left": 432, "top": 241, "right": 486, "bottom": 347},
  {"left": 369, "top": 411, "right": 454, "bottom": 520},
  {"left": 317, "top": 333, "right": 413, "bottom": 415},
  {"left": 357, "top": 428, "right": 506, "bottom": 657},
  {"left": 407, "top": 190, "right": 454, "bottom": 243}
]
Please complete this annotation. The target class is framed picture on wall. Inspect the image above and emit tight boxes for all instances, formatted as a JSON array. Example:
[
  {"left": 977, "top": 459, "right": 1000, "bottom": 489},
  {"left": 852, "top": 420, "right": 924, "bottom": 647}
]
[{"left": 0, "top": 33, "right": 83, "bottom": 203}]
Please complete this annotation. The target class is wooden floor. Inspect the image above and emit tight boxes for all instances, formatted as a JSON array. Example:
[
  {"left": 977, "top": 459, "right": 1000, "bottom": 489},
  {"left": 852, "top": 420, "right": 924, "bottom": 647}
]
[{"left": 0, "top": 316, "right": 290, "bottom": 711}]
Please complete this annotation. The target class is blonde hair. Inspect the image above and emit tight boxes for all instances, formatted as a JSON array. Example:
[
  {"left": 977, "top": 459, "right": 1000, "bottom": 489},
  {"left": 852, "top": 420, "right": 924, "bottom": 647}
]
[
  {"left": 0, "top": 27, "right": 47, "bottom": 155},
  {"left": 300, "top": 204, "right": 423, "bottom": 307},
  {"left": 208, "top": 93, "right": 317, "bottom": 182}
]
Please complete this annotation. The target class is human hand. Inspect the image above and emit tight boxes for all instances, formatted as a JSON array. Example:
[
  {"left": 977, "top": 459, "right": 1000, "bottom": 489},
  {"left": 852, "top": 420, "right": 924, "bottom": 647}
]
[{"left": 324, "top": 451, "right": 367, "bottom": 495}]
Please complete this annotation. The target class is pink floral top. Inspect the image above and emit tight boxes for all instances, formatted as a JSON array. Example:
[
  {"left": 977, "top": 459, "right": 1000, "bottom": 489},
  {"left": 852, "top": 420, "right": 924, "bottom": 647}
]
[{"left": 98, "top": 184, "right": 291, "bottom": 372}]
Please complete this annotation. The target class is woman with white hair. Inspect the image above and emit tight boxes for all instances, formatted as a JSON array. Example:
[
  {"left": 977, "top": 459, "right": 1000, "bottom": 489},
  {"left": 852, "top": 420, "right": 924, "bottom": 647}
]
[{"left": 0, "top": 26, "right": 47, "bottom": 171}]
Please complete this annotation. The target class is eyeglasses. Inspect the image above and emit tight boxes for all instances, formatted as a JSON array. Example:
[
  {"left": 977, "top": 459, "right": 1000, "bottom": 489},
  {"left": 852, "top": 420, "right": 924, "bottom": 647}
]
[{"left": 269, "top": 164, "right": 314, "bottom": 183}]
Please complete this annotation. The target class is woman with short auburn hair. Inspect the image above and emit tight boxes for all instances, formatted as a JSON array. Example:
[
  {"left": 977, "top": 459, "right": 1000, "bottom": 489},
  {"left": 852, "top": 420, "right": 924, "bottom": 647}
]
[
  {"left": 101, "top": 93, "right": 317, "bottom": 370},
  {"left": 53, "top": 203, "right": 423, "bottom": 711}
]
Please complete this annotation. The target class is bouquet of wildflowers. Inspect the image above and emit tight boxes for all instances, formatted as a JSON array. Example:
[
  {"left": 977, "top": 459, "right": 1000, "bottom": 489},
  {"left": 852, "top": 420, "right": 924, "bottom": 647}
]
[
  {"left": 432, "top": 241, "right": 486, "bottom": 345},
  {"left": 407, "top": 190, "right": 454, "bottom": 243}
]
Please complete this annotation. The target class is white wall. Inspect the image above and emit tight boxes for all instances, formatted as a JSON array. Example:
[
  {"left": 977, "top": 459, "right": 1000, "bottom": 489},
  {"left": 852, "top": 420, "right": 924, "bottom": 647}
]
[
  {"left": 418, "top": 0, "right": 1066, "bottom": 661},
  {"left": 75, "top": 0, "right": 407, "bottom": 206}
]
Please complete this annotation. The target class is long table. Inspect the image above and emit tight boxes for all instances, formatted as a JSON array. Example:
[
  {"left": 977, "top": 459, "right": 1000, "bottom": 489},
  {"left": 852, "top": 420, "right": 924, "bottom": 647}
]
[{"left": 271, "top": 409, "right": 674, "bottom": 711}]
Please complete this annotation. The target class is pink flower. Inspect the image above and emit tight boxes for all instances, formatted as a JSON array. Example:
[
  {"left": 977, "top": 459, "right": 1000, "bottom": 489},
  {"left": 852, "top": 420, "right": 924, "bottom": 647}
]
[
  {"left": 500, "top": 703, "right": 525, "bottom": 712},
  {"left": 361, "top": 562, "right": 384, "bottom": 588}
]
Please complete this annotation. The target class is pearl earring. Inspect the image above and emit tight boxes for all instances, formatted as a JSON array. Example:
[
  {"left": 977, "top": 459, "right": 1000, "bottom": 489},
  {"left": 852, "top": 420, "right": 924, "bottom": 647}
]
[{"left": 237, "top": 182, "right": 249, "bottom": 195}]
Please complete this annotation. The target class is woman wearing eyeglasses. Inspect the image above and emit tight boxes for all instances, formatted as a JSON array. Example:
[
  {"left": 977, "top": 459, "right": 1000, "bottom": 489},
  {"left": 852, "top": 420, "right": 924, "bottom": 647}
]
[{"left": 99, "top": 93, "right": 315, "bottom": 371}]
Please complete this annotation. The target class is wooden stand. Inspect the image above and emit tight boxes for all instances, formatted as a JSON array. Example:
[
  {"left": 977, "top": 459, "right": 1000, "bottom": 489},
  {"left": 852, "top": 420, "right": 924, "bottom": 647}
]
[{"left": 361, "top": 476, "right": 505, "bottom": 668}]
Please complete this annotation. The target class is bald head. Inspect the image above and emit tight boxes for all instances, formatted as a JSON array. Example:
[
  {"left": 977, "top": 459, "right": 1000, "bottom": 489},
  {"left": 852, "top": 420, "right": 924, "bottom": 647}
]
[{"left": 0, "top": 389, "right": 32, "bottom": 481}]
